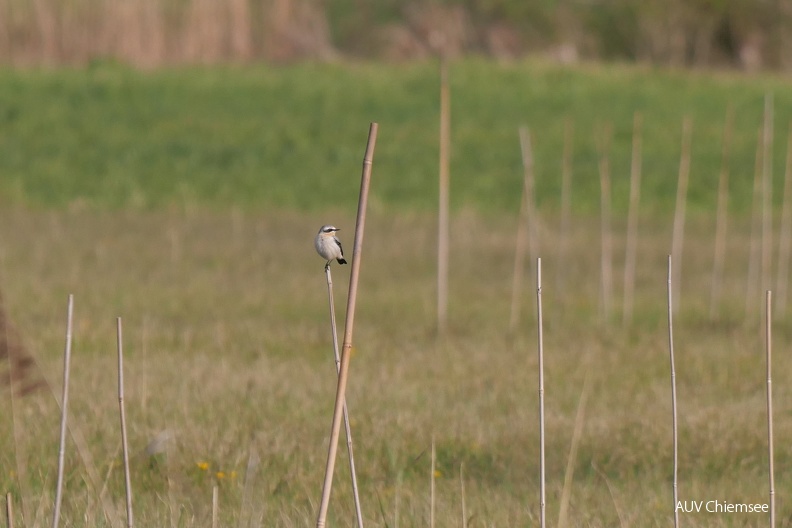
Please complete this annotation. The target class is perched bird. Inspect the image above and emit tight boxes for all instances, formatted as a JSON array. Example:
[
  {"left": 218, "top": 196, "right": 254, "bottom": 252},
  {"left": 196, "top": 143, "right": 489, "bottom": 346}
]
[{"left": 315, "top": 225, "right": 347, "bottom": 270}]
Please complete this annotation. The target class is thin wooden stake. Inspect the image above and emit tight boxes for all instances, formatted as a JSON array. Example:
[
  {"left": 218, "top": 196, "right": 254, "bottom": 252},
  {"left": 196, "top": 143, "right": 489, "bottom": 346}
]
[
  {"left": 509, "top": 126, "right": 538, "bottom": 333},
  {"left": 765, "top": 290, "right": 775, "bottom": 528},
  {"left": 623, "top": 112, "right": 643, "bottom": 326},
  {"left": 671, "top": 117, "right": 692, "bottom": 314},
  {"left": 437, "top": 58, "right": 450, "bottom": 336},
  {"left": 316, "top": 123, "right": 378, "bottom": 528},
  {"left": 536, "top": 257, "right": 546, "bottom": 528},
  {"left": 117, "top": 318, "right": 134, "bottom": 528},
  {"left": 51, "top": 294, "right": 74, "bottom": 528},
  {"left": 667, "top": 257, "right": 679, "bottom": 528},
  {"left": 597, "top": 124, "right": 613, "bottom": 320},
  {"left": 212, "top": 484, "right": 219, "bottom": 528},
  {"left": 324, "top": 265, "right": 364, "bottom": 528},
  {"left": 430, "top": 436, "right": 436, "bottom": 528},
  {"left": 775, "top": 126, "right": 792, "bottom": 317},
  {"left": 710, "top": 104, "right": 734, "bottom": 319},
  {"left": 459, "top": 463, "right": 467, "bottom": 528},
  {"left": 5, "top": 492, "right": 12, "bottom": 528}
]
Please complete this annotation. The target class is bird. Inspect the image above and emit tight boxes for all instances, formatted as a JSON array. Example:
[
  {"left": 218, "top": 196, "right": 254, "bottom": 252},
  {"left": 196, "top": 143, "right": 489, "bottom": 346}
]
[{"left": 315, "top": 225, "right": 347, "bottom": 270}]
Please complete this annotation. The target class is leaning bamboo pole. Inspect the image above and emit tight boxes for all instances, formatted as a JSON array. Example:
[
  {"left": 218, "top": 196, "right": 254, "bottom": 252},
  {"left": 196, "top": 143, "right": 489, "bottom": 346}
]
[
  {"left": 323, "top": 264, "right": 364, "bottom": 528},
  {"left": 316, "top": 123, "right": 378, "bottom": 528}
]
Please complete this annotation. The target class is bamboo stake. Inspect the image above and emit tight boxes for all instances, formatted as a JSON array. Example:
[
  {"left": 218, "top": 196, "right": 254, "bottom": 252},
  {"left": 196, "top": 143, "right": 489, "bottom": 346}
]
[
  {"left": 558, "top": 373, "right": 590, "bottom": 528},
  {"left": 509, "top": 126, "right": 537, "bottom": 333},
  {"left": 747, "top": 128, "right": 764, "bottom": 317},
  {"left": 324, "top": 264, "right": 364, "bottom": 528},
  {"left": 597, "top": 124, "right": 613, "bottom": 320},
  {"left": 775, "top": 126, "right": 792, "bottom": 317},
  {"left": 5, "top": 492, "right": 12, "bottom": 528},
  {"left": 761, "top": 94, "right": 774, "bottom": 295},
  {"left": 316, "top": 123, "right": 378, "bottom": 528},
  {"left": 437, "top": 58, "right": 450, "bottom": 336},
  {"left": 671, "top": 117, "right": 692, "bottom": 314},
  {"left": 6, "top": 305, "right": 118, "bottom": 526},
  {"left": 459, "top": 463, "right": 467, "bottom": 528},
  {"left": 430, "top": 436, "right": 435, "bottom": 528},
  {"left": 212, "top": 484, "right": 218, "bottom": 528},
  {"left": 710, "top": 104, "right": 734, "bottom": 319},
  {"left": 623, "top": 112, "right": 643, "bottom": 326},
  {"left": 666, "top": 257, "right": 679, "bottom": 528},
  {"left": 51, "top": 294, "right": 74, "bottom": 528},
  {"left": 558, "top": 117, "right": 574, "bottom": 295},
  {"left": 116, "top": 318, "right": 134, "bottom": 528},
  {"left": 536, "top": 257, "right": 546, "bottom": 528},
  {"left": 765, "top": 290, "right": 775, "bottom": 528}
]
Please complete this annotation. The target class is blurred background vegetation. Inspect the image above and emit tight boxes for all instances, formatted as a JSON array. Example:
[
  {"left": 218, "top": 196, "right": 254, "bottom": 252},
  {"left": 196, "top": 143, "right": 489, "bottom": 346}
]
[{"left": 1, "top": 0, "right": 790, "bottom": 71}]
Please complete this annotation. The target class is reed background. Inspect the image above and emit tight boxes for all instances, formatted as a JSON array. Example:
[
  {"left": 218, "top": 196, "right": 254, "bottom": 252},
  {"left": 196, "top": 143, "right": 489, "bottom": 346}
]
[
  {"left": 2, "top": 0, "right": 792, "bottom": 69},
  {"left": 0, "top": 60, "right": 791, "bottom": 525}
]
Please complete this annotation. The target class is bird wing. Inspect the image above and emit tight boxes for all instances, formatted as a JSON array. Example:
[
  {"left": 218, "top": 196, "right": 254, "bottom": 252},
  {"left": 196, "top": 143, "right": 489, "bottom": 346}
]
[{"left": 334, "top": 237, "right": 345, "bottom": 256}]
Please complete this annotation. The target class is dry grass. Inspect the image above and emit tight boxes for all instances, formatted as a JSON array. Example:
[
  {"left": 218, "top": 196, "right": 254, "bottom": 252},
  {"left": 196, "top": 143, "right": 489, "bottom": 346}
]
[{"left": 0, "top": 207, "right": 789, "bottom": 526}]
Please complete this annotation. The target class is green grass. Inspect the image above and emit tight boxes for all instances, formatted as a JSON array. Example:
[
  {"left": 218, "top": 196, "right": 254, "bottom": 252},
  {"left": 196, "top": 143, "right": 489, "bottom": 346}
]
[{"left": 0, "top": 59, "right": 791, "bottom": 214}]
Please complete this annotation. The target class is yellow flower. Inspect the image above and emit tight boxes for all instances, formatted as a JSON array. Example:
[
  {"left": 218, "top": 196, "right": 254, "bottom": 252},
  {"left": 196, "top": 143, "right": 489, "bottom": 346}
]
[
  {"left": 433, "top": 470, "right": 442, "bottom": 478},
  {"left": 216, "top": 471, "right": 226, "bottom": 480},
  {"left": 196, "top": 461, "right": 210, "bottom": 471}
]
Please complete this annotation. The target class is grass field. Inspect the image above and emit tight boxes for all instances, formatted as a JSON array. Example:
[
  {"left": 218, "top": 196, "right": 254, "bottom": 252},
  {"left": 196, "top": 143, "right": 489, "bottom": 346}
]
[
  {"left": 0, "top": 60, "right": 791, "bottom": 526},
  {"left": 1, "top": 59, "right": 792, "bottom": 213}
]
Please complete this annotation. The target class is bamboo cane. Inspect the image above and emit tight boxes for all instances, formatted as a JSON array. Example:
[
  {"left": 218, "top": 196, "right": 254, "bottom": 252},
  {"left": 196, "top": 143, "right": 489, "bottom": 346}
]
[
  {"left": 316, "top": 123, "right": 378, "bottom": 528},
  {"left": 116, "top": 318, "right": 134, "bottom": 528},
  {"left": 51, "top": 294, "right": 74, "bottom": 528},
  {"left": 324, "top": 265, "right": 364, "bottom": 528}
]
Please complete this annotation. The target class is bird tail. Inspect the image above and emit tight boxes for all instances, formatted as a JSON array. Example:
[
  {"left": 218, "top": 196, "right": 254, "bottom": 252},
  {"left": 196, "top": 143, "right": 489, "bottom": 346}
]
[{"left": 337, "top": 258, "right": 347, "bottom": 265}]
